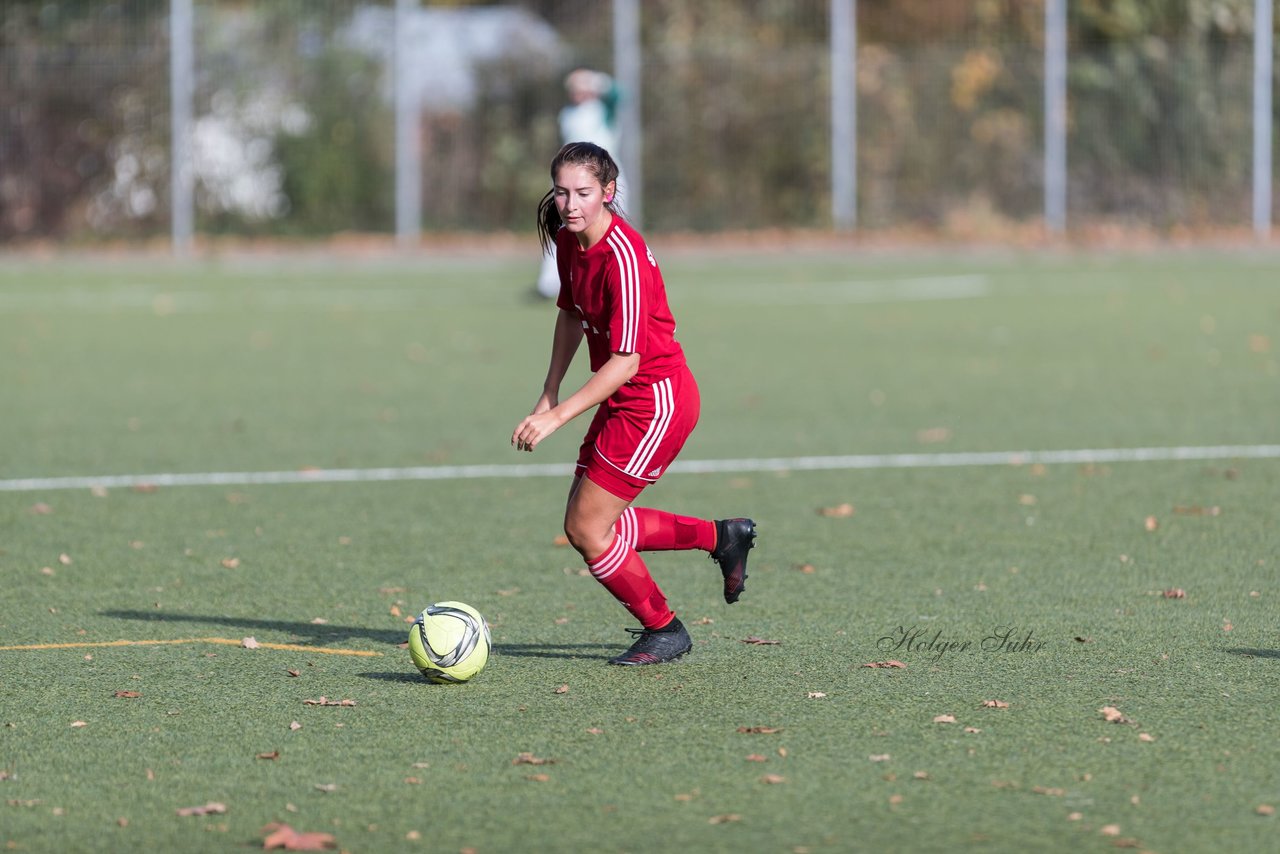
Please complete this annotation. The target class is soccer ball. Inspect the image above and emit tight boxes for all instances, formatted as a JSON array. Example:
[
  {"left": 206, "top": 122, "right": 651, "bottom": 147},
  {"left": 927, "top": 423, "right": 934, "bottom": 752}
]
[{"left": 408, "top": 601, "right": 491, "bottom": 683}]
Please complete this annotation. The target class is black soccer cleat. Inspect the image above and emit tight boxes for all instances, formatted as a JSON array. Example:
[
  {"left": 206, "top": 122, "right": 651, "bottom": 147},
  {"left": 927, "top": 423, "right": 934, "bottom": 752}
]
[
  {"left": 711, "top": 518, "right": 757, "bottom": 604},
  {"left": 607, "top": 618, "right": 692, "bottom": 666}
]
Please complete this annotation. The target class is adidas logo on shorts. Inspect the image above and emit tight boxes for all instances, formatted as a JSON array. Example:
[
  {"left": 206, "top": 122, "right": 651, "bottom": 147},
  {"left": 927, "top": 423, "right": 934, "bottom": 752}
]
[{"left": 647, "top": 466, "right": 663, "bottom": 477}]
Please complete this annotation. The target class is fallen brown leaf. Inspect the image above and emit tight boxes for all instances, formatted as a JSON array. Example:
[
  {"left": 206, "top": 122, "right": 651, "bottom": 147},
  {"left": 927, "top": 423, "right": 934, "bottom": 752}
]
[
  {"left": 806, "top": 691, "right": 828, "bottom": 699},
  {"left": 760, "top": 774, "right": 786, "bottom": 784},
  {"left": 795, "top": 563, "right": 816, "bottom": 574},
  {"left": 221, "top": 558, "right": 241, "bottom": 569},
  {"left": 1256, "top": 804, "right": 1276, "bottom": 816},
  {"left": 740, "top": 636, "right": 780, "bottom": 645},
  {"left": 964, "top": 727, "right": 982, "bottom": 734},
  {"left": 261, "top": 822, "right": 337, "bottom": 850},
  {"left": 242, "top": 637, "right": 260, "bottom": 649},
  {"left": 1173, "top": 505, "right": 1221, "bottom": 516},
  {"left": 708, "top": 814, "right": 742, "bottom": 825},
  {"left": 737, "top": 726, "right": 783, "bottom": 734},
  {"left": 916, "top": 427, "right": 952, "bottom": 444},
  {"left": 286, "top": 669, "right": 300, "bottom": 678},
  {"left": 862, "top": 660, "right": 907, "bottom": 669},
  {"left": 1099, "top": 706, "right": 1132, "bottom": 724},
  {"left": 869, "top": 754, "right": 891, "bottom": 762},
  {"left": 289, "top": 721, "right": 302, "bottom": 731},
  {"left": 1099, "top": 824, "right": 1121, "bottom": 837},
  {"left": 526, "top": 773, "right": 551, "bottom": 782},
  {"left": 31, "top": 503, "right": 53, "bottom": 515},
  {"left": 302, "top": 698, "right": 356, "bottom": 707},
  {"left": 1031, "top": 786, "right": 1065, "bottom": 796},
  {"left": 512, "top": 752, "right": 555, "bottom": 766},
  {"left": 980, "top": 700, "right": 1009, "bottom": 708},
  {"left": 553, "top": 684, "right": 569, "bottom": 695},
  {"left": 1144, "top": 516, "right": 1159, "bottom": 532},
  {"left": 1162, "top": 588, "right": 1186, "bottom": 599},
  {"left": 70, "top": 721, "right": 87, "bottom": 728},
  {"left": 256, "top": 751, "right": 280, "bottom": 761},
  {"left": 818, "top": 503, "right": 855, "bottom": 517},
  {"left": 745, "top": 754, "right": 767, "bottom": 762},
  {"left": 932, "top": 714, "right": 957, "bottom": 724},
  {"left": 114, "top": 691, "right": 142, "bottom": 699},
  {"left": 176, "top": 802, "right": 227, "bottom": 817},
  {"left": 552, "top": 535, "right": 570, "bottom": 546}
]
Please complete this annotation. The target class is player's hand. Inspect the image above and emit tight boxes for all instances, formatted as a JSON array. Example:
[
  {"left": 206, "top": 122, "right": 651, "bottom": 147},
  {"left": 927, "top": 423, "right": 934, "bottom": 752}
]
[
  {"left": 512, "top": 393, "right": 559, "bottom": 452},
  {"left": 512, "top": 409, "right": 562, "bottom": 452}
]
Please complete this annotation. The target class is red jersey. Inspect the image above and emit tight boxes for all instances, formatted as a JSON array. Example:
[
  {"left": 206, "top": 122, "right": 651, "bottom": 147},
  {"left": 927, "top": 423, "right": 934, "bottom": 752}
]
[{"left": 555, "top": 217, "right": 686, "bottom": 387}]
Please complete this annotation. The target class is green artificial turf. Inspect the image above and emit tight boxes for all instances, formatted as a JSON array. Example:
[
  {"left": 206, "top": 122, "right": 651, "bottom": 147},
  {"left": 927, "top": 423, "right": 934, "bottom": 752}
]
[{"left": 1, "top": 248, "right": 1278, "bottom": 852}]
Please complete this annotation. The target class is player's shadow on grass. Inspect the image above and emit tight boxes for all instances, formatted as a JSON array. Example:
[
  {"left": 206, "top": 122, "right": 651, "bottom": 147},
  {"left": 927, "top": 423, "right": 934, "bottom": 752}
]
[
  {"left": 358, "top": 671, "right": 425, "bottom": 684},
  {"left": 100, "top": 609, "right": 405, "bottom": 647},
  {"left": 1225, "top": 647, "right": 1280, "bottom": 660},
  {"left": 496, "top": 642, "right": 613, "bottom": 661}
]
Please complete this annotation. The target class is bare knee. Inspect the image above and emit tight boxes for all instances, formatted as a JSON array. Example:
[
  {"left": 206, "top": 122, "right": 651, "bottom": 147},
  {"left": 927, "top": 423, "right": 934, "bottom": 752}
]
[{"left": 563, "top": 513, "right": 612, "bottom": 560}]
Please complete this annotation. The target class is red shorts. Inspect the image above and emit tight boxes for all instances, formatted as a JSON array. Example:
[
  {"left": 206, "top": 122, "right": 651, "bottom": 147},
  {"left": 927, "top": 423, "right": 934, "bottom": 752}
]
[{"left": 576, "top": 366, "right": 700, "bottom": 502}]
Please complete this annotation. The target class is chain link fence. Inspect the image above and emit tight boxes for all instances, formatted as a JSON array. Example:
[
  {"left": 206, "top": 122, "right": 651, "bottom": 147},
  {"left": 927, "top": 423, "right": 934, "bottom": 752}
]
[{"left": 1, "top": 0, "right": 1276, "bottom": 243}]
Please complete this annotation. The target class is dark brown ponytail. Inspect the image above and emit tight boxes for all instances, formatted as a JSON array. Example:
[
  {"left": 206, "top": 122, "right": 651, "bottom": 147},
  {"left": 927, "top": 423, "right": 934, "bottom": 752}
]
[{"left": 536, "top": 141, "right": 623, "bottom": 254}]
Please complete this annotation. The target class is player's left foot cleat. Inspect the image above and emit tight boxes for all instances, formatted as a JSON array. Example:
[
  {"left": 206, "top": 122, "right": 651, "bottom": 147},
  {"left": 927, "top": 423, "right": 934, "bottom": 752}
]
[
  {"left": 711, "top": 518, "right": 756, "bottom": 604},
  {"left": 607, "top": 618, "right": 692, "bottom": 665}
]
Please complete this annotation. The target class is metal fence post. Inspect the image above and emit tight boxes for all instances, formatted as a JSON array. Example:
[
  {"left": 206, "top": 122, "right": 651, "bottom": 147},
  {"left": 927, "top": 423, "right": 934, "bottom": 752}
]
[
  {"left": 395, "top": 0, "right": 422, "bottom": 248},
  {"left": 1254, "top": 0, "right": 1273, "bottom": 238},
  {"left": 170, "top": 0, "right": 194, "bottom": 255},
  {"left": 830, "top": 0, "right": 857, "bottom": 231},
  {"left": 1044, "top": 0, "right": 1067, "bottom": 235},
  {"left": 613, "top": 0, "right": 642, "bottom": 227}
]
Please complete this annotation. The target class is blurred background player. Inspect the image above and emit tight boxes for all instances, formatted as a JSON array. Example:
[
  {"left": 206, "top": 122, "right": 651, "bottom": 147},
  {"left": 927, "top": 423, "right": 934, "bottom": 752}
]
[{"left": 534, "top": 69, "right": 627, "bottom": 299}]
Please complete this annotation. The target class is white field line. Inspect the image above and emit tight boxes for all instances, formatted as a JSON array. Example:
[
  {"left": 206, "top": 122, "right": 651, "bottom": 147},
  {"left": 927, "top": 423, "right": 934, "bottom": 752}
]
[{"left": 2, "top": 444, "right": 1278, "bottom": 493}]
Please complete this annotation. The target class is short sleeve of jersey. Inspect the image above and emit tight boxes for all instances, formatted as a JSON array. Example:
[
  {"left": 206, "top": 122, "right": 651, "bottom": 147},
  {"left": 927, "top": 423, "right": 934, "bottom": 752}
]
[{"left": 604, "top": 229, "right": 649, "bottom": 355}]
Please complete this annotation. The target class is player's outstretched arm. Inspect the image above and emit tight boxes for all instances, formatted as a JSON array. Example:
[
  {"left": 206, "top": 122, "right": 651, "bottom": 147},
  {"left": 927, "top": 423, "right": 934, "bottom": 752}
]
[
  {"left": 513, "top": 350, "right": 638, "bottom": 452},
  {"left": 513, "top": 309, "right": 583, "bottom": 451}
]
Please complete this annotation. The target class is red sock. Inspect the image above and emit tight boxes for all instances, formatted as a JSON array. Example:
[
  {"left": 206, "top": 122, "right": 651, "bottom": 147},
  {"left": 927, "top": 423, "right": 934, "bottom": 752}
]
[
  {"left": 586, "top": 534, "right": 674, "bottom": 629},
  {"left": 615, "top": 507, "right": 717, "bottom": 553}
]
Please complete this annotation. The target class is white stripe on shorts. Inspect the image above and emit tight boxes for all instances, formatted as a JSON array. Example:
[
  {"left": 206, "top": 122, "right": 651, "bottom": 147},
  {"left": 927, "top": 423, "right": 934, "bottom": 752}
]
[{"left": 625, "top": 378, "right": 674, "bottom": 479}]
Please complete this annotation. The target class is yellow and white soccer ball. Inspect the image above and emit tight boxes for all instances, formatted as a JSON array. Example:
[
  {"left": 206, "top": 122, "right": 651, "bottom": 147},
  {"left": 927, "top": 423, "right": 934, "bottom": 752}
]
[{"left": 408, "top": 601, "right": 491, "bottom": 683}]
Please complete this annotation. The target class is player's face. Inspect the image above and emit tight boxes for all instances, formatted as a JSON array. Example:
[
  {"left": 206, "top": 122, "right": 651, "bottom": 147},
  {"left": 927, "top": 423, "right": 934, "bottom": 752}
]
[{"left": 554, "top": 164, "right": 615, "bottom": 247}]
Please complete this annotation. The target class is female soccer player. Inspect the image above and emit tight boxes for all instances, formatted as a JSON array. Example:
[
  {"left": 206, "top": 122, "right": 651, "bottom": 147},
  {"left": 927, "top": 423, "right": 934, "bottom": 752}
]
[{"left": 512, "top": 142, "right": 756, "bottom": 666}]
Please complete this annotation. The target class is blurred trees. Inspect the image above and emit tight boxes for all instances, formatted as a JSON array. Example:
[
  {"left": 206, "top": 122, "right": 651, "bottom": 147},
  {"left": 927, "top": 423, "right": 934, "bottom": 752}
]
[{"left": 0, "top": 0, "right": 1274, "bottom": 241}]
